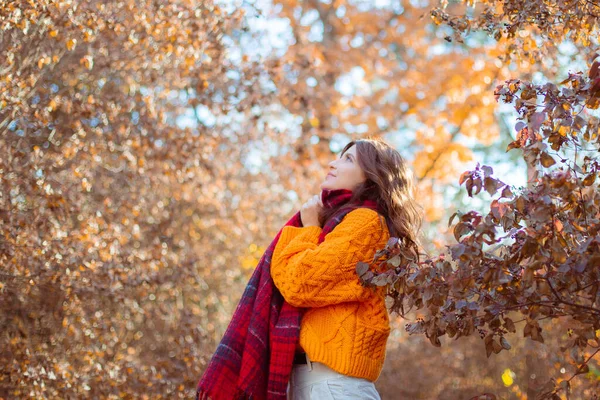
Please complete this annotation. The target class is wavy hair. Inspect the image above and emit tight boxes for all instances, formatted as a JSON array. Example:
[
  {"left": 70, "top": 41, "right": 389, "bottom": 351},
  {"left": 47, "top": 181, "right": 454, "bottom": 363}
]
[{"left": 318, "top": 137, "right": 424, "bottom": 264}]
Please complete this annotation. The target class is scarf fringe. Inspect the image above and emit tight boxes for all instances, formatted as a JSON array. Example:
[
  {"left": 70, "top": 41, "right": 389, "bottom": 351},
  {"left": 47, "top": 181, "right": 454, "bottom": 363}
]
[
  {"left": 196, "top": 388, "right": 255, "bottom": 400},
  {"left": 234, "top": 387, "right": 254, "bottom": 400},
  {"left": 196, "top": 390, "right": 210, "bottom": 400}
]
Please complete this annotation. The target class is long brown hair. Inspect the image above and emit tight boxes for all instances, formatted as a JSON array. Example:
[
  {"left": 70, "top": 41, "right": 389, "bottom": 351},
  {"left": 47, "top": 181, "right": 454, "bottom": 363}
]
[{"left": 318, "top": 137, "right": 424, "bottom": 263}]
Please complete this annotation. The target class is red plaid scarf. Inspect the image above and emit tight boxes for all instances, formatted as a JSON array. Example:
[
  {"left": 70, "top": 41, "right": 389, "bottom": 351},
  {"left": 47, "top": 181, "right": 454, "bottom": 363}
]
[{"left": 196, "top": 188, "right": 379, "bottom": 400}]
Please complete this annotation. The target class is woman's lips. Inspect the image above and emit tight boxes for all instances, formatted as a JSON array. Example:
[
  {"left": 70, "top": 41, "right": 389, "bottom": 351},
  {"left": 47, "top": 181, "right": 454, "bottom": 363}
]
[{"left": 326, "top": 173, "right": 335, "bottom": 178}]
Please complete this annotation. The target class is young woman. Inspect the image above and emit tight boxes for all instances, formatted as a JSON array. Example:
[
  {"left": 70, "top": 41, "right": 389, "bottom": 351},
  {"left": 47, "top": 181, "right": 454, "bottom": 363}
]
[{"left": 271, "top": 138, "right": 423, "bottom": 399}]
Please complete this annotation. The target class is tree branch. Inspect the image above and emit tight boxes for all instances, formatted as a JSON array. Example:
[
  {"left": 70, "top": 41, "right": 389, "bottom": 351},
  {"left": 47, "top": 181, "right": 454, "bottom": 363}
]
[{"left": 547, "top": 276, "right": 600, "bottom": 315}]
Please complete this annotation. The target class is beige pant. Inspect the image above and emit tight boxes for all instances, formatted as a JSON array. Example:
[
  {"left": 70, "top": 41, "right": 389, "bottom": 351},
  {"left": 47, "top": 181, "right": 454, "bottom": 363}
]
[{"left": 286, "top": 353, "right": 381, "bottom": 399}]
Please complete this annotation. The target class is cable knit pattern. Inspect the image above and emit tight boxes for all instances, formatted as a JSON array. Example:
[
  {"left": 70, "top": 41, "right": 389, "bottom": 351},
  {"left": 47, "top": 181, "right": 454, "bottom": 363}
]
[{"left": 270, "top": 208, "right": 391, "bottom": 382}]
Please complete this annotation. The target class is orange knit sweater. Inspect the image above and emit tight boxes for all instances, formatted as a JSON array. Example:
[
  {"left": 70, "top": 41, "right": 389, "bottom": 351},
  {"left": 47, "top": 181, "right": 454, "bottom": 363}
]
[{"left": 270, "top": 207, "right": 391, "bottom": 382}]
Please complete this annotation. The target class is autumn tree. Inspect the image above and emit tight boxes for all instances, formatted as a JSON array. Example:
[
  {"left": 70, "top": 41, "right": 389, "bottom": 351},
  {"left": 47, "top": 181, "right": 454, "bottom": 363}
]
[
  {"left": 3, "top": 0, "right": 599, "bottom": 398},
  {"left": 267, "top": 0, "right": 522, "bottom": 229},
  {"left": 0, "top": 1, "right": 287, "bottom": 398},
  {"left": 358, "top": 1, "right": 600, "bottom": 398}
]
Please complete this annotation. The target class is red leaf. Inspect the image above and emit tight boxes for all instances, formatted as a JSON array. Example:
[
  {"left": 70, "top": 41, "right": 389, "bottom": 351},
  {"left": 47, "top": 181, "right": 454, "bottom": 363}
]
[{"left": 459, "top": 171, "right": 471, "bottom": 185}]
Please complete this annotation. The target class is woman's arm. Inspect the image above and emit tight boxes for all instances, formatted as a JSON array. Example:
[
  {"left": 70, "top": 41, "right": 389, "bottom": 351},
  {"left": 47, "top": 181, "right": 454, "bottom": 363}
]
[{"left": 270, "top": 208, "right": 389, "bottom": 308}]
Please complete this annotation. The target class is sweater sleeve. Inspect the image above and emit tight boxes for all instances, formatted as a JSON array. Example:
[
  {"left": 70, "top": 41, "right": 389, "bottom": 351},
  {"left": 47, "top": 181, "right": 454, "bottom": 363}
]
[{"left": 270, "top": 208, "right": 389, "bottom": 308}]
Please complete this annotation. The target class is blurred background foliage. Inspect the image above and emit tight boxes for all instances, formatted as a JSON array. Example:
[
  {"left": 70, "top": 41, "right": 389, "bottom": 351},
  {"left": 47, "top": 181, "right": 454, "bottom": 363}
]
[{"left": 0, "top": 0, "right": 599, "bottom": 398}]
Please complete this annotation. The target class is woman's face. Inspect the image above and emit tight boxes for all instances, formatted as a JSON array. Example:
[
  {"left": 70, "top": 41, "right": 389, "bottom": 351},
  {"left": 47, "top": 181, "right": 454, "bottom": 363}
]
[{"left": 320, "top": 144, "right": 367, "bottom": 191}]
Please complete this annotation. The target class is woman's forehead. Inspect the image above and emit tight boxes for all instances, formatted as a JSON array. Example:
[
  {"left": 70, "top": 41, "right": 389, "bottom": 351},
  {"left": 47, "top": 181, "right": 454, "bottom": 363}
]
[{"left": 344, "top": 144, "right": 357, "bottom": 154}]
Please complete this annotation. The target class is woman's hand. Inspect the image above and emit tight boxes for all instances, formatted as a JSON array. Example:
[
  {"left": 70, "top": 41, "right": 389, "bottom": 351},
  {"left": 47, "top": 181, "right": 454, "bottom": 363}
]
[{"left": 300, "top": 194, "right": 323, "bottom": 227}]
